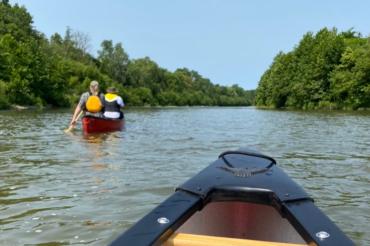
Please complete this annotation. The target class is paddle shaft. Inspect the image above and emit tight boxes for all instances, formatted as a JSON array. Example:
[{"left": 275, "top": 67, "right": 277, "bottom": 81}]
[{"left": 65, "top": 110, "right": 83, "bottom": 132}]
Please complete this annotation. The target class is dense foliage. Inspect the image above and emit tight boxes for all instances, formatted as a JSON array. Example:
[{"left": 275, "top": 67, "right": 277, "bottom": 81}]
[
  {"left": 0, "top": 1, "right": 254, "bottom": 109},
  {"left": 256, "top": 28, "right": 370, "bottom": 110}
]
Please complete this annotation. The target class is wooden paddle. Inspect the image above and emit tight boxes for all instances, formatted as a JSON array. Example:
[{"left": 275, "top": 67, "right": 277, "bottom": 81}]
[{"left": 64, "top": 111, "right": 83, "bottom": 133}]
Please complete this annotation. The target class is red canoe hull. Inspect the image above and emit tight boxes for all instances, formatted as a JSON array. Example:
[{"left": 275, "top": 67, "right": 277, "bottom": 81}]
[{"left": 82, "top": 116, "right": 124, "bottom": 134}]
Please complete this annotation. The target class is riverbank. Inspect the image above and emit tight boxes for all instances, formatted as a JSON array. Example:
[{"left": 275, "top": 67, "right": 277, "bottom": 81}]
[
  {"left": 256, "top": 105, "right": 370, "bottom": 111},
  {"left": 3, "top": 104, "right": 370, "bottom": 113}
]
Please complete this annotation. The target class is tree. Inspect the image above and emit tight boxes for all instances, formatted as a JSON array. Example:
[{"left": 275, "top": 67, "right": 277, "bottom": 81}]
[
  {"left": 98, "top": 40, "right": 129, "bottom": 84},
  {"left": 0, "top": 1, "right": 253, "bottom": 108},
  {"left": 256, "top": 28, "right": 351, "bottom": 109},
  {"left": 330, "top": 44, "right": 370, "bottom": 109},
  {"left": 71, "top": 30, "right": 91, "bottom": 57}
]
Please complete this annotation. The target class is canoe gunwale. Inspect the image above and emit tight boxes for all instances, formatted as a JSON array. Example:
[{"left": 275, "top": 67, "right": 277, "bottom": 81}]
[
  {"left": 110, "top": 191, "right": 202, "bottom": 246},
  {"left": 82, "top": 115, "right": 124, "bottom": 122}
]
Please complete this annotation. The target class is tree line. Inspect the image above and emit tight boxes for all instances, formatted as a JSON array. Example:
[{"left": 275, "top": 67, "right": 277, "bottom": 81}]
[
  {"left": 0, "top": 1, "right": 254, "bottom": 109},
  {"left": 255, "top": 28, "right": 370, "bottom": 110}
]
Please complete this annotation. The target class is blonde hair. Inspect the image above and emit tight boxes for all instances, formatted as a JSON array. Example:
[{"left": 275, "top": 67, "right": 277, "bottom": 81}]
[{"left": 89, "top": 80, "right": 99, "bottom": 95}]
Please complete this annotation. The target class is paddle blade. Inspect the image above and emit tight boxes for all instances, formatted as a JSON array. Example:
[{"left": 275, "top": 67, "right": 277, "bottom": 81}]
[{"left": 64, "top": 125, "right": 75, "bottom": 133}]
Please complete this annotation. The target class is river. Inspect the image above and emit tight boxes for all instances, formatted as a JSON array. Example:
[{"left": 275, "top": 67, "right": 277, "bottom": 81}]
[{"left": 0, "top": 107, "right": 369, "bottom": 245}]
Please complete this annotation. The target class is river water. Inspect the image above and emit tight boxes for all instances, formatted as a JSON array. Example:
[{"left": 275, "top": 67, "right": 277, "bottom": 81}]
[{"left": 0, "top": 107, "right": 369, "bottom": 245}]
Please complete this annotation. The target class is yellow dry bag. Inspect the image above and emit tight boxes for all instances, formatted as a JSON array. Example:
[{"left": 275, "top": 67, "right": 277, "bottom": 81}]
[{"left": 85, "top": 95, "right": 103, "bottom": 113}]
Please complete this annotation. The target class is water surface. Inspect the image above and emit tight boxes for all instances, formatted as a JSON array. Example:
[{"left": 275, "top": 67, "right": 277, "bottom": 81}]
[{"left": 0, "top": 107, "right": 369, "bottom": 245}]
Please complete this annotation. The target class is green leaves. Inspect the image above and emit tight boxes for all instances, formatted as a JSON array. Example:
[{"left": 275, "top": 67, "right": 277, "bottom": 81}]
[
  {"left": 0, "top": 1, "right": 254, "bottom": 108},
  {"left": 98, "top": 40, "right": 129, "bottom": 84},
  {"left": 0, "top": 80, "right": 9, "bottom": 108},
  {"left": 330, "top": 42, "right": 370, "bottom": 109},
  {"left": 256, "top": 27, "right": 370, "bottom": 110}
]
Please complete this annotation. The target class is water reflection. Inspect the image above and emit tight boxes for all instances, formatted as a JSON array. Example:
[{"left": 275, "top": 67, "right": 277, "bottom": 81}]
[{"left": 82, "top": 132, "right": 122, "bottom": 144}]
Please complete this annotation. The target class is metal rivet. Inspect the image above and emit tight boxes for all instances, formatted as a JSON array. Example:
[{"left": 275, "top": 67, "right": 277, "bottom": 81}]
[
  {"left": 316, "top": 231, "right": 330, "bottom": 240},
  {"left": 157, "top": 217, "right": 169, "bottom": 224}
]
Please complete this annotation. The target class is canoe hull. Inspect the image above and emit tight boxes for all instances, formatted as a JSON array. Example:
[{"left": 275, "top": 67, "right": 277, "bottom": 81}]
[
  {"left": 109, "top": 149, "right": 354, "bottom": 246},
  {"left": 82, "top": 116, "right": 124, "bottom": 134}
]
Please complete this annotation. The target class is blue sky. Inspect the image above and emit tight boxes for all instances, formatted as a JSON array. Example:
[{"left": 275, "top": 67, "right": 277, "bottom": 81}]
[{"left": 11, "top": 0, "right": 370, "bottom": 89}]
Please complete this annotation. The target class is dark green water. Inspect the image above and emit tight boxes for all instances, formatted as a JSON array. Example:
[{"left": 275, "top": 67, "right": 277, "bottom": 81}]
[{"left": 0, "top": 107, "right": 369, "bottom": 245}]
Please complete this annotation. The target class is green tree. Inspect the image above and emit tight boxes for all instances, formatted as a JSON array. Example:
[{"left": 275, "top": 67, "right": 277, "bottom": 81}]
[
  {"left": 98, "top": 40, "right": 129, "bottom": 84},
  {"left": 330, "top": 44, "right": 370, "bottom": 109},
  {"left": 256, "top": 28, "right": 352, "bottom": 110},
  {"left": 0, "top": 1, "right": 253, "bottom": 108}
]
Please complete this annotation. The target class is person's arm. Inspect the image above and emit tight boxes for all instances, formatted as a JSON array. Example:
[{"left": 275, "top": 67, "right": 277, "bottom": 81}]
[
  {"left": 69, "top": 93, "right": 86, "bottom": 127},
  {"left": 117, "top": 97, "right": 124, "bottom": 107},
  {"left": 69, "top": 104, "right": 82, "bottom": 127}
]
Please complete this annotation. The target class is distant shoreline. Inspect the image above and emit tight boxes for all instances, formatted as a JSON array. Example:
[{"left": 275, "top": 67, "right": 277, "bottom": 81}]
[
  {"left": 2, "top": 105, "right": 369, "bottom": 113},
  {"left": 256, "top": 105, "right": 370, "bottom": 111}
]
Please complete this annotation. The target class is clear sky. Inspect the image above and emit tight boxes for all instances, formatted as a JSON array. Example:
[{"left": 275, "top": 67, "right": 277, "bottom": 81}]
[{"left": 10, "top": 0, "right": 370, "bottom": 89}]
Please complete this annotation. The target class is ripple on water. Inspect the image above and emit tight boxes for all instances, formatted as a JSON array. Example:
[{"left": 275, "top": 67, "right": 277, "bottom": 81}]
[{"left": 0, "top": 108, "right": 369, "bottom": 245}]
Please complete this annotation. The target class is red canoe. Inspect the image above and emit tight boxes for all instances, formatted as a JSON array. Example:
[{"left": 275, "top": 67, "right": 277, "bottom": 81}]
[{"left": 82, "top": 116, "right": 124, "bottom": 134}]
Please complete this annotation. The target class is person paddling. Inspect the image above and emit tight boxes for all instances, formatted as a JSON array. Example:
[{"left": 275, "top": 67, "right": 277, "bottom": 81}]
[
  {"left": 103, "top": 87, "right": 124, "bottom": 119},
  {"left": 67, "top": 80, "right": 105, "bottom": 131}
]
